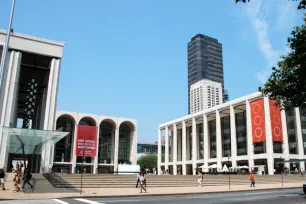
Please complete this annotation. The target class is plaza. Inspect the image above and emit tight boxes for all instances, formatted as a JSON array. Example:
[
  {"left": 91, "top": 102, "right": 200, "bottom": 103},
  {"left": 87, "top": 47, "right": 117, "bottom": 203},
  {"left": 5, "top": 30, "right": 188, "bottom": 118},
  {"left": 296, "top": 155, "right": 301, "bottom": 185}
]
[{"left": 157, "top": 92, "right": 306, "bottom": 175}]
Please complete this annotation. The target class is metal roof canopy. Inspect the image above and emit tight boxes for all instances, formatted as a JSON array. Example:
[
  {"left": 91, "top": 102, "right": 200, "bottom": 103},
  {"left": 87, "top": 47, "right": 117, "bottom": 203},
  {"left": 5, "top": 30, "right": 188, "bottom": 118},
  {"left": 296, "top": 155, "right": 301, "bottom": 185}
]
[{"left": 1, "top": 127, "right": 69, "bottom": 155}]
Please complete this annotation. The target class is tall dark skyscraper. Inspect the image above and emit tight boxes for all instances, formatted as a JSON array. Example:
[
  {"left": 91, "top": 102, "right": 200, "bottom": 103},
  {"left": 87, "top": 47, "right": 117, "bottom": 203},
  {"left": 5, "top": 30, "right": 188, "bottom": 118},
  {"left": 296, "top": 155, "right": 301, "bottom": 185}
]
[{"left": 188, "top": 34, "right": 227, "bottom": 113}]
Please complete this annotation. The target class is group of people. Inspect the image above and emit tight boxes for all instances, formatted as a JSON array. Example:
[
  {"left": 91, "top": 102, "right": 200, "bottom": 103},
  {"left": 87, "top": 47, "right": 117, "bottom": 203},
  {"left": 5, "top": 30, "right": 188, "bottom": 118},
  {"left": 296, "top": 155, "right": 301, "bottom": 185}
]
[
  {"left": 196, "top": 171, "right": 256, "bottom": 188},
  {"left": 136, "top": 171, "right": 147, "bottom": 193},
  {"left": 13, "top": 167, "right": 34, "bottom": 192}
]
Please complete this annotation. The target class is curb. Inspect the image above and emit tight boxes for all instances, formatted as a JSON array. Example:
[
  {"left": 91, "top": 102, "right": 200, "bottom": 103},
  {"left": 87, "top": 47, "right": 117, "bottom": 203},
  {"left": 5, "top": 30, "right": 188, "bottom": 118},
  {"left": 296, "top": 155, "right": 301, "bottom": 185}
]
[{"left": 0, "top": 186, "right": 302, "bottom": 200}]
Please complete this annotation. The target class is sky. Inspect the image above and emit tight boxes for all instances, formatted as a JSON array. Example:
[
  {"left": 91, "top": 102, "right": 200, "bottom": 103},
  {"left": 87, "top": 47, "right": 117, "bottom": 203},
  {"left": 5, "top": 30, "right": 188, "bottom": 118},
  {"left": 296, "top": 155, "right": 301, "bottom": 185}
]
[{"left": 0, "top": 0, "right": 304, "bottom": 143}]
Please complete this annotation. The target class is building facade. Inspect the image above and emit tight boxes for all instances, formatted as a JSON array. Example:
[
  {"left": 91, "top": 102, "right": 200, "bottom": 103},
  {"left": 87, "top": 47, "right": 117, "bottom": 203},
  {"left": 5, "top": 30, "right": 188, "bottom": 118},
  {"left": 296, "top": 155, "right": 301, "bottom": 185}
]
[
  {"left": 0, "top": 30, "right": 138, "bottom": 174},
  {"left": 158, "top": 92, "right": 306, "bottom": 175},
  {"left": 190, "top": 79, "right": 223, "bottom": 114},
  {"left": 54, "top": 111, "right": 137, "bottom": 174},
  {"left": 188, "top": 34, "right": 226, "bottom": 113}
]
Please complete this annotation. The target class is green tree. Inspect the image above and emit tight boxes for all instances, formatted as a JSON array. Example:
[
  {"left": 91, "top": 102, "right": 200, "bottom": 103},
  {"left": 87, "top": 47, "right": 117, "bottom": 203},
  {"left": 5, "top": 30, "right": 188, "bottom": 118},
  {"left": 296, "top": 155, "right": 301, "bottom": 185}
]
[
  {"left": 235, "top": 0, "right": 306, "bottom": 10},
  {"left": 137, "top": 154, "right": 157, "bottom": 170},
  {"left": 259, "top": 14, "right": 306, "bottom": 110}
]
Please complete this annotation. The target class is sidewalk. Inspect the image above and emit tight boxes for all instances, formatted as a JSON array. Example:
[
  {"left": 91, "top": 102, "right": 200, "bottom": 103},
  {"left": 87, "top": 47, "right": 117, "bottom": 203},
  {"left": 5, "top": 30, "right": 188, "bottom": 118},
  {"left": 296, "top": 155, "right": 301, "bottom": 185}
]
[{"left": 0, "top": 175, "right": 303, "bottom": 200}]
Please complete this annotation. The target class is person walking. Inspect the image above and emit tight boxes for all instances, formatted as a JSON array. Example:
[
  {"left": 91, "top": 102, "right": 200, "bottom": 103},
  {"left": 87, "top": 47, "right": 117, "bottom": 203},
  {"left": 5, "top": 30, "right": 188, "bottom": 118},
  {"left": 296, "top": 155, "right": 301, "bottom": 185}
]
[
  {"left": 139, "top": 172, "right": 146, "bottom": 193},
  {"left": 16, "top": 162, "right": 20, "bottom": 169},
  {"left": 197, "top": 171, "right": 203, "bottom": 187},
  {"left": 0, "top": 169, "right": 5, "bottom": 190},
  {"left": 250, "top": 173, "right": 255, "bottom": 187},
  {"left": 136, "top": 171, "right": 141, "bottom": 188},
  {"left": 22, "top": 168, "right": 33, "bottom": 189},
  {"left": 13, "top": 168, "right": 21, "bottom": 192}
]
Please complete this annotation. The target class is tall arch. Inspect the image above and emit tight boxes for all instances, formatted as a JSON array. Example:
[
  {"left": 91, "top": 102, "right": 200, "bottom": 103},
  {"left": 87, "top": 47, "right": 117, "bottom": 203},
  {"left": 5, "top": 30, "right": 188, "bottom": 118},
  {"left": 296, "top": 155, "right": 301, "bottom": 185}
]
[
  {"left": 118, "top": 121, "right": 135, "bottom": 164},
  {"left": 54, "top": 114, "right": 75, "bottom": 163},
  {"left": 78, "top": 116, "right": 96, "bottom": 126},
  {"left": 98, "top": 119, "right": 116, "bottom": 165}
]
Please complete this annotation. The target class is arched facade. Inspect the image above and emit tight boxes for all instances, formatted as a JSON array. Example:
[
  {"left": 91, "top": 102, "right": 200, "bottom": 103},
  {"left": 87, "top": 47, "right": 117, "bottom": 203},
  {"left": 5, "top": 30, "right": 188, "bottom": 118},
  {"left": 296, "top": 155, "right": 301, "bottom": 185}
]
[{"left": 53, "top": 111, "right": 137, "bottom": 174}]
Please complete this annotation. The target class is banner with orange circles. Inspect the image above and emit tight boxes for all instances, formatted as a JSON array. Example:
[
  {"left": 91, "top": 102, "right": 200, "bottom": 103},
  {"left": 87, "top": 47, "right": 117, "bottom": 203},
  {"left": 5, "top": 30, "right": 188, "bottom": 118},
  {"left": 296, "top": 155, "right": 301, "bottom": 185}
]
[
  {"left": 269, "top": 100, "right": 283, "bottom": 142},
  {"left": 250, "top": 99, "right": 266, "bottom": 143}
]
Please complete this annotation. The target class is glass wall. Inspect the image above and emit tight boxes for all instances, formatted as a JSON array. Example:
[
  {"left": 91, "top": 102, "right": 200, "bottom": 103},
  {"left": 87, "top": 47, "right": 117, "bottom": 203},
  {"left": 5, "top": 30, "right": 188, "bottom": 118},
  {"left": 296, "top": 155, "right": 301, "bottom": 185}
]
[
  {"left": 177, "top": 129, "right": 182, "bottom": 161},
  {"left": 235, "top": 112, "right": 247, "bottom": 156},
  {"left": 186, "top": 126, "right": 192, "bottom": 160},
  {"left": 209, "top": 120, "right": 216, "bottom": 158},
  {"left": 98, "top": 121, "right": 114, "bottom": 164},
  {"left": 54, "top": 116, "right": 73, "bottom": 162},
  {"left": 300, "top": 107, "right": 306, "bottom": 155},
  {"left": 221, "top": 116, "right": 231, "bottom": 157},
  {"left": 197, "top": 123, "right": 204, "bottom": 160},
  {"left": 169, "top": 131, "right": 173, "bottom": 162},
  {"left": 118, "top": 123, "right": 132, "bottom": 164},
  {"left": 286, "top": 109, "right": 298, "bottom": 154},
  {"left": 273, "top": 142, "right": 283, "bottom": 153}
]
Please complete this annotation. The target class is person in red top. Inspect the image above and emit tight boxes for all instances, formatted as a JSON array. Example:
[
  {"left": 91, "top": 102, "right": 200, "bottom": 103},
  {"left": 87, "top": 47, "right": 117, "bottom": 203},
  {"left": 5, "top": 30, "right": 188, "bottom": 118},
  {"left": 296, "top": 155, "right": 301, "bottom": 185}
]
[{"left": 250, "top": 173, "right": 255, "bottom": 187}]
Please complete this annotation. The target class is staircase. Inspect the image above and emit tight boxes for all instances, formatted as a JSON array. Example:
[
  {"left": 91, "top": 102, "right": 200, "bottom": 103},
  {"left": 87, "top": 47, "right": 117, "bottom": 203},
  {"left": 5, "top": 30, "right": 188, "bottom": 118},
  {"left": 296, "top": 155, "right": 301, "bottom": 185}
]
[{"left": 43, "top": 173, "right": 288, "bottom": 188}]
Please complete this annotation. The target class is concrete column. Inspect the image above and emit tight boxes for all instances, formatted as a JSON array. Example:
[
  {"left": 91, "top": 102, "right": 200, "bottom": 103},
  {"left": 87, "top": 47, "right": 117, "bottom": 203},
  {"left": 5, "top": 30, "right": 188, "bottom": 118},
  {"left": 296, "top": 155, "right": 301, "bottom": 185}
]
[
  {"left": 165, "top": 126, "right": 169, "bottom": 171},
  {"left": 246, "top": 100, "right": 255, "bottom": 170},
  {"left": 93, "top": 125, "right": 100, "bottom": 174},
  {"left": 281, "top": 110, "right": 290, "bottom": 169},
  {"left": 264, "top": 97, "right": 274, "bottom": 175},
  {"left": 71, "top": 124, "right": 78, "bottom": 173},
  {"left": 295, "top": 108, "right": 305, "bottom": 169},
  {"left": 230, "top": 106, "right": 237, "bottom": 168},
  {"left": 157, "top": 128, "right": 162, "bottom": 175},
  {"left": 182, "top": 121, "right": 187, "bottom": 175},
  {"left": 192, "top": 117, "right": 197, "bottom": 175},
  {"left": 203, "top": 114, "right": 209, "bottom": 167},
  {"left": 216, "top": 110, "right": 222, "bottom": 169},
  {"left": 114, "top": 126, "right": 119, "bottom": 173},
  {"left": 0, "top": 51, "right": 22, "bottom": 170},
  {"left": 173, "top": 123, "right": 178, "bottom": 175},
  {"left": 41, "top": 58, "right": 61, "bottom": 171},
  {"left": 131, "top": 130, "right": 137, "bottom": 165}
]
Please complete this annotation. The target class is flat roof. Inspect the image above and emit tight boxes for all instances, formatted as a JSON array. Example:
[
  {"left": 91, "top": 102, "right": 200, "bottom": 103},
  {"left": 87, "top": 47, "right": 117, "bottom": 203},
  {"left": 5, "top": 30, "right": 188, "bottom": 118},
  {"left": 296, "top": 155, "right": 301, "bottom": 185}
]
[{"left": 0, "top": 29, "right": 65, "bottom": 58}]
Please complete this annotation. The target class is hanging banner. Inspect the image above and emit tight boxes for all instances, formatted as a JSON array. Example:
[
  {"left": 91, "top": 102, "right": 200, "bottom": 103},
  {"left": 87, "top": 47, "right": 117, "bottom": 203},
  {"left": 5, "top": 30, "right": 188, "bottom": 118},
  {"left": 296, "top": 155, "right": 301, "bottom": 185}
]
[
  {"left": 250, "top": 99, "right": 266, "bottom": 143},
  {"left": 76, "top": 125, "right": 97, "bottom": 157},
  {"left": 269, "top": 100, "right": 283, "bottom": 142}
]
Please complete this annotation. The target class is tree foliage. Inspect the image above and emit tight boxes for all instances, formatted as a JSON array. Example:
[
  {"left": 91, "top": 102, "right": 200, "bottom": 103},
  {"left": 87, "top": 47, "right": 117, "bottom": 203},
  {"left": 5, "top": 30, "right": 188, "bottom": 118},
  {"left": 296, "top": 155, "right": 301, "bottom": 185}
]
[
  {"left": 235, "top": 0, "right": 306, "bottom": 10},
  {"left": 259, "top": 14, "right": 306, "bottom": 110},
  {"left": 137, "top": 154, "right": 157, "bottom": 170}
]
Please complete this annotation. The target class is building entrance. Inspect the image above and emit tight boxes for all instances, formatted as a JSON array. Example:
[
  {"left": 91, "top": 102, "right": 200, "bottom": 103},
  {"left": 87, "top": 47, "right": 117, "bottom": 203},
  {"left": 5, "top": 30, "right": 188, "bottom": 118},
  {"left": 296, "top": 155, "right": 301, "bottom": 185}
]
[{"left": 1, "top": 127, "right": 68, "bottom": 173}]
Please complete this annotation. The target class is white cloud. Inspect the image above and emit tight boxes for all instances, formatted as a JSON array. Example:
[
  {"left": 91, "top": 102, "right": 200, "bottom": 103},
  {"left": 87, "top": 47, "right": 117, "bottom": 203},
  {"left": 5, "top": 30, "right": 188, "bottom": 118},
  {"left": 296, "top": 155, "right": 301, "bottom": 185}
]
[{"left": 246, "top": 0, "right": 299, "bottom": 84}]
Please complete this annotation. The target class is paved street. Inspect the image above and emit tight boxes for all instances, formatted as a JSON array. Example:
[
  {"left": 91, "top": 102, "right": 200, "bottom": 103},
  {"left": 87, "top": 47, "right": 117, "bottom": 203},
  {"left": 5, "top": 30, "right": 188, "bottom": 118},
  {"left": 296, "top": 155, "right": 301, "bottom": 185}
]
[{"left": 0, "top": 188, "right": 305, "bottom": 204}]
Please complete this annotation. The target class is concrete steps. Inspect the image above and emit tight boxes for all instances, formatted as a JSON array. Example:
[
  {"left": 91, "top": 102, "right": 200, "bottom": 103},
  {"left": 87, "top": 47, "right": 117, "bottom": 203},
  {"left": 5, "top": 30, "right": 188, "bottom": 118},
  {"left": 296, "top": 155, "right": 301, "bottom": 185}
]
[{"left": 44, "top": 173, "right": 304, "bottom": 188}]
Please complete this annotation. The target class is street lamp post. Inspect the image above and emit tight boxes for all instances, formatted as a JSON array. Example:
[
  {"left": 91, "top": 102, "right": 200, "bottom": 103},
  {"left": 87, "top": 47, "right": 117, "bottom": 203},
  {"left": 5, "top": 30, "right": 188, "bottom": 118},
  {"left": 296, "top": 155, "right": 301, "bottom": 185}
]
[{"left": 0, "top": 0, "right": 16, "bottom": 92}]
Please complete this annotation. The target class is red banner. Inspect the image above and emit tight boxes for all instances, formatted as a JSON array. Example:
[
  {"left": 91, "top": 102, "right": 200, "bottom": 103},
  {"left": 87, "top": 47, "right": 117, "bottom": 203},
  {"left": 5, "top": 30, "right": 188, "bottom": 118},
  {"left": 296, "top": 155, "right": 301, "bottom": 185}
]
[
  {"left": 250, "top": 99, "right": 266, "bottom": 143},
  {"left": 76, "top": 125, "right": 97, "bottom": 157},
  {"left": 269, "top": 100, "right": 283, "bottom": 142}
]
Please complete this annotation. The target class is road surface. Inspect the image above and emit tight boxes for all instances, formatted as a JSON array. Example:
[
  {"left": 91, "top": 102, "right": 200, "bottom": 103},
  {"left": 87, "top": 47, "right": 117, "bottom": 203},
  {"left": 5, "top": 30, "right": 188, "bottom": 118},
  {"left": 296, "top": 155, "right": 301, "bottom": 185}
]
[{"left": 0, "top": 188, "right": 305, "bottom": 204}]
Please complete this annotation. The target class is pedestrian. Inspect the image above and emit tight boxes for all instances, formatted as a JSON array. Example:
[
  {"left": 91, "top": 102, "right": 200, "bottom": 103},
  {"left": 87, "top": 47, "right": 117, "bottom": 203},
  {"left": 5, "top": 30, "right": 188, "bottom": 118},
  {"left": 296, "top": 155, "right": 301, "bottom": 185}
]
[
  {"left": 197, "top": 171, "right": 203, "bottom": 187},
  {"left": 22, "top": 168, "right": 33, "bottom": 189},
  {"left": 139, "top": 172, "right": 147, "bottom": 193},
  {"left": 16, "top": 162, "right": 20, "bottom": 169},
  {"left": 0, "top": 169, "right": 5, "bottom": 190},
  {"left": 20, "top": 163, "right": 24, "bottom": 171},
  {"left": 136, "top": 171, "right": 141, "bottom": 188},
  {"left": 13, "top": 168, "right": 21, "bottom": 192},
  {"left": 250, "top": 173, "right": 255, "bottom": 187}
]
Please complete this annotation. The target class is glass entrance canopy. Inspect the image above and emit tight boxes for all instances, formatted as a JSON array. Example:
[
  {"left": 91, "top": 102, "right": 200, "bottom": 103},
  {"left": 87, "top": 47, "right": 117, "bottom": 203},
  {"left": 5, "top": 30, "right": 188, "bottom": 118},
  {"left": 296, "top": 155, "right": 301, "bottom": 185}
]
[{"left": 1, "top": 127, "right": 69, "bottom": 155}]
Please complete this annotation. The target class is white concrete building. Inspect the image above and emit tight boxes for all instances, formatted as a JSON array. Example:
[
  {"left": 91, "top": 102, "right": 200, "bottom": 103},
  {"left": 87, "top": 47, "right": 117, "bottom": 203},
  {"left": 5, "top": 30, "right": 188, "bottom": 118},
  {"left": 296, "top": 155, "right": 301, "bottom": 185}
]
[
  {"left": 54, "top": 111, "right": 137, "bottom": 174},
  {"left": 158, "top": 92, "right": 306, "bottom": 175},
  {"left": 0, "top": 30, "right": 138, "bottom": 174},
  {"left": 190, "top": 79, "right": 223, "bottom": 114}
]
